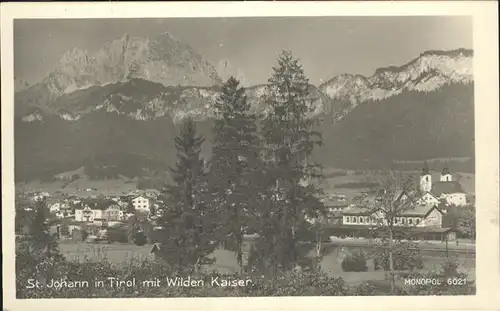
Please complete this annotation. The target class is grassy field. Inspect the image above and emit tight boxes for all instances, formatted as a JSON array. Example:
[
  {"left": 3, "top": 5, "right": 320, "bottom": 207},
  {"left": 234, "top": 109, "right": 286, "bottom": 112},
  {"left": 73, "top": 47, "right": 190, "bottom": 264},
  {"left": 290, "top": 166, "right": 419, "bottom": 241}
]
[
  {"left": 394, "top": 157, "right": 472, "bottom": 164},
  {"left": 17, "top": 166, "right": 475, "bottom": 198},
  {"left": 17, "top": 176, "right": 138, "bottom": 197},
  {"left": 58, "top": 241, "right": 475, "bottom": 284},
  {"left": 320, "top": 168, "right": 475, "bottom": 195},
  {"left": 59, "top": 242, "right": 154, "bottom": 263},
  {"left": 58, "top": 242, "right": 252, "bottom": 275}
]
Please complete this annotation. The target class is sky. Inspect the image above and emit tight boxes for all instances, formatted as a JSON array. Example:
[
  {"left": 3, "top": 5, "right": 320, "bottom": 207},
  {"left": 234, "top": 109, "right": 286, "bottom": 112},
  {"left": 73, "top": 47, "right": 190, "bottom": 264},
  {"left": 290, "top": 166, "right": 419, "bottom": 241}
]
[{"left": 14, "top": 16, "right": 472, "bottom": 88}]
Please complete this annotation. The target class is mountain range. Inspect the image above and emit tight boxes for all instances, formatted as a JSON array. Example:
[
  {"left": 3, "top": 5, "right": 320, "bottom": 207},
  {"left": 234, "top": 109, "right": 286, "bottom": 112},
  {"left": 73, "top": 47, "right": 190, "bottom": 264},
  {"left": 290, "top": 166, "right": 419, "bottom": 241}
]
[
  {"left": 319, "top": 49, "right": 472, "bottom": 120},
  {"left": 14, "top": 33, "right": 474, "bottom": 182}
]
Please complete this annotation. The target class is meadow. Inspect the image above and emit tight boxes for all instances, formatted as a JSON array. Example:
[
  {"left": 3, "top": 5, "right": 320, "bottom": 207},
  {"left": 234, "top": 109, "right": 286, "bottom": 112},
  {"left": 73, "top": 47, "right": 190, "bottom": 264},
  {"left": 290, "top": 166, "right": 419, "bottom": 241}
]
[
  {"left": 58, "top": 241, "right": 475, "bottom": 285},
  {"left": 16, "top": 175, "right": 138, "bottom": 197},
  {"left": 320, "top": 168, "right": 475, "bottom": 197}
]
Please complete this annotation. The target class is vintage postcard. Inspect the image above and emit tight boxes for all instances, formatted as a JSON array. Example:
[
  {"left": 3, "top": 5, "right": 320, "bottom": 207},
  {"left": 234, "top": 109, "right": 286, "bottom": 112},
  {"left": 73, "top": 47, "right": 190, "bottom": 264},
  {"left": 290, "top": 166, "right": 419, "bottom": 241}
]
[{"left": 1, "top": 1, "right": 499, "bottom": 311}]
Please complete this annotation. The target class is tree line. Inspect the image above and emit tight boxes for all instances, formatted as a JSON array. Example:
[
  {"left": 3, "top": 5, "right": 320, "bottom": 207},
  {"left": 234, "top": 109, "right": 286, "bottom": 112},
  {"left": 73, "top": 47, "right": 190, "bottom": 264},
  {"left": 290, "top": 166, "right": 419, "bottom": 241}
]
[{"left": 156, "top": 51, "right": 326, "bottom": 276}]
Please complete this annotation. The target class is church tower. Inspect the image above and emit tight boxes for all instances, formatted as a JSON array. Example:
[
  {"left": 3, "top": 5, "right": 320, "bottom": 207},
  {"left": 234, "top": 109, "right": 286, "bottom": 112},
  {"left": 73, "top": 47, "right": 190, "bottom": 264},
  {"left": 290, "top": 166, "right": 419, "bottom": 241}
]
[
  {"left": 440, "top": 165, "right": 452, "bottom": 182},
  {"left": 420, "top": 161, "right": 432, "bottom": 193}
]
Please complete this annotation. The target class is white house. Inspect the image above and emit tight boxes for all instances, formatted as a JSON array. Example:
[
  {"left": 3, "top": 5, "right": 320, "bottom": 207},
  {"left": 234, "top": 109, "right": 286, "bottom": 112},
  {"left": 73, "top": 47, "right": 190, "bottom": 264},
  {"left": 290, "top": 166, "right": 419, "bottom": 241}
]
[
  {"left": 49, "top": 202, "right": 62, "bottom": 213},
  {"left": 416, "top": 192, "right": 441, "bottom": 206},
  {"left": 47, "top": 200, "right": 70, "bottom": 213},
  {"left": 125, "top": 212, "right": 135, "bottom": 219},
  {"left": 31, "top": 192, "right": 51, "bottom": 202},
  {"left": 75, "top": 205, "right": 103, "bottom": 222},
  {"left": 419, "top": 163, "right": 467, "bottom": 206},
  {"left": 74, "top": 199, "right": 121, "bottom": 222},
  {"left": 131, "top": 195, "right": 151, "bottom": 214},
  {"left": 55, "top": 211, "right": 66, "bottom": 219},
  {"left": 103, "top": 204, "right": 121, "bottom": 221},
  {"left": 69, "top": 198, "right": 81, "bottom": 205}
]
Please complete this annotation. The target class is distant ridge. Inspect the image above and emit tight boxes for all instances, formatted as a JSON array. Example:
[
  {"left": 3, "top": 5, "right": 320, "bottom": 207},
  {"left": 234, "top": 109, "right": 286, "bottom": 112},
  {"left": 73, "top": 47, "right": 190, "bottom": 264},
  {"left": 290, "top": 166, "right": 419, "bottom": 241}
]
[
  {"left": 14, "top": 46, "right": 474, "bottom": 181},
  {"left": 319, "top": 48, "right": 473, "bottom": 120}
]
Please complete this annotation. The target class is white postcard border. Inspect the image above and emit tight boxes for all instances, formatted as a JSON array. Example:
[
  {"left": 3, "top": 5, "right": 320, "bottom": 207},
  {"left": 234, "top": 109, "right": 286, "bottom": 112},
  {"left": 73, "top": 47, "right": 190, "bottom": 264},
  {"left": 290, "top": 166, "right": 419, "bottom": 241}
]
[{"left": 2, "top": 2, "right": 498, "bottom": 310}]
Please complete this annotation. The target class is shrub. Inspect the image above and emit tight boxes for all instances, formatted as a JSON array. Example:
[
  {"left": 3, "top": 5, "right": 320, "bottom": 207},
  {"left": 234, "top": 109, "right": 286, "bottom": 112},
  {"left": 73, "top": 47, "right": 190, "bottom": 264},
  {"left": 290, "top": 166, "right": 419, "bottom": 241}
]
[
  {"left": 60, "top": 224, "right": 70, "bottom": 237},
  {"left": 106, "top": 226, "right": 128, "bottom": 243},
  {"left": 81, "top": 230, "right": 89, "bottom": 242},
  {"left": 341, "top": 250, "right": 368, "bottom": 272},
  {"left": 133, "top": 230, "right": 147, "bottom": 246},
  {"left": 373, "top": 251, "right": 424, "bottom": 271}
]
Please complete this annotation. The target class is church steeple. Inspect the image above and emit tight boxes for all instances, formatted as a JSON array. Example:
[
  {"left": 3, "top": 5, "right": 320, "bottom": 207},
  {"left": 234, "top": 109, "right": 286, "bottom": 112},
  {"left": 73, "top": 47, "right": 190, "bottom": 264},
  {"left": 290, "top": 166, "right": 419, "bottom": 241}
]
[
  {"left": 420, "top": 161, "right": 432, "bottom": 192},
  {"left": 440, "top": 164, "right": 452, "bottom": 181},
  {"left": 441, "top": 166, "right": 450, "bottom": 175},
  {"left": 421, "top": 161, "right": 430, "bottom": 175}
]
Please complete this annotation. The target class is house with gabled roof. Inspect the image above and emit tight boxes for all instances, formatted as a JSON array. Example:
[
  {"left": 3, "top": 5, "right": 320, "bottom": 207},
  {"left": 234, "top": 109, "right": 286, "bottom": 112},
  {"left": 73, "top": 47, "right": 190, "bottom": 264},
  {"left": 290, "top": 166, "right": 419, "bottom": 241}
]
[
  {"left": 74, "top": 198, "right": 121, "bottom": 222},
  {"left": 46, "top": 198, "right": 70, "bottom": 213},
  {"left": 416, "top": 191, "right": 441, "bottom": 206},
  {"left": 341, "top": 203, "right": 444, "bottom": 228},
  {"left": 333, "top": 202, "right": 453, "bottom": 241},
  {"left": 131, "top": 195, "right": 152, "bottom": 214}
]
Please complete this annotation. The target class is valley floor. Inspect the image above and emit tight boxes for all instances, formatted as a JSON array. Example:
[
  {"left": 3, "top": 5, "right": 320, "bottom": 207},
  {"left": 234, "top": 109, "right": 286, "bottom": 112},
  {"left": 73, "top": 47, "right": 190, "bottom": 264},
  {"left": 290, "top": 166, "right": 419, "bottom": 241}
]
[
  {"left": 15, "top": 168, "right": 476, "bottom": 199},
  {"left": 54, "top": 240, "right": 476, "bottom": 285}
]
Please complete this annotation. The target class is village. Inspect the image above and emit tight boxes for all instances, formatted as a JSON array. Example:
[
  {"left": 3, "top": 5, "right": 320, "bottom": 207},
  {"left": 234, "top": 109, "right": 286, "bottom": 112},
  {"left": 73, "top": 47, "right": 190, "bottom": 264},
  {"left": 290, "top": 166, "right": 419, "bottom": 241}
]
[
  {"left": 16, "top": 162, "right": 475, "bottom": 257},
  {"left": 16, "top": 186, "right": 164, "bottom": 243}
]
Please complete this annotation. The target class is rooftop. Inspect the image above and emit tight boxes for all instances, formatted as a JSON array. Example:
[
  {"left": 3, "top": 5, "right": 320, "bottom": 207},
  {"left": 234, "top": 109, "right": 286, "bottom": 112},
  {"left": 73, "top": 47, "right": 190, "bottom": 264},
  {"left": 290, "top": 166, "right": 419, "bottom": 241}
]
[
  {"left": 432, "top": 181, "right": 465, "bottom": 196},
  {"left": 74, "top": 198, "right": 120, "bottom": 210},
  {"left": 341, "top": 203, "right": 441, "bottom": 217}
]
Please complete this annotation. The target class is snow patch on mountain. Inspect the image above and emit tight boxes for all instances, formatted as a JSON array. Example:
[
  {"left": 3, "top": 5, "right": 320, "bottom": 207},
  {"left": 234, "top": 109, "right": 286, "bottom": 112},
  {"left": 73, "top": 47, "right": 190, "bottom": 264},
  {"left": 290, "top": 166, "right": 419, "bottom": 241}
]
[
  {"left": 22, "top": 112, "right": 43, "bottom": 122},
  {"left": 59, "top": 112, "right": 81, "bottom": 121},
  {"left": 319, "top": 49, "right": 473, "bottom": 119}
]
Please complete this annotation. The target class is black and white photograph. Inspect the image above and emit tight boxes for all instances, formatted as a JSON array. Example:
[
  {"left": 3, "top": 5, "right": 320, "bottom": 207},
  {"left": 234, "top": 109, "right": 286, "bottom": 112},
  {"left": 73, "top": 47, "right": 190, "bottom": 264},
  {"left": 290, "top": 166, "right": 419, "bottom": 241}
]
[{"left": 1, "top": 1, "right": 499, "bottom": 308}]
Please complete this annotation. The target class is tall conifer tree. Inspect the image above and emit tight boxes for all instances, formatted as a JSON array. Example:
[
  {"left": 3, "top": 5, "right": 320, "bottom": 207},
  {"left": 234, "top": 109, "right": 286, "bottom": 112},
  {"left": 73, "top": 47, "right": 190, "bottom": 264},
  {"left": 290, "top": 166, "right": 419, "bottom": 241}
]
[
  {"left": 257, "top": 50, "right": 326, "bottom": 274},
  {"left": 158, "top": 117, "right": 215, "bottom": 268},
  {"left": 209, "top": 77, "right": 264, "bottom": 274},
  {"left": 16, "top": 199, "right": 65, "bottom": 287}
]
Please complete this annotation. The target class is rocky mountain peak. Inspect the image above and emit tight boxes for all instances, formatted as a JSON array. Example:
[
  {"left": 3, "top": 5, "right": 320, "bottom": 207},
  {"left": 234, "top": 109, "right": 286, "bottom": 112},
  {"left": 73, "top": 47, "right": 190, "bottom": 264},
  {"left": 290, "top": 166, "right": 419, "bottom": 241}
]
[
  {"left": 59, "top": 47, "right": 89, "bottom": 66},
  {"left": 319, "top": 48, "right": 473, "bottom": 118},
  {"left": 21, "top": 32, "right": 222, "bottom": 103}
]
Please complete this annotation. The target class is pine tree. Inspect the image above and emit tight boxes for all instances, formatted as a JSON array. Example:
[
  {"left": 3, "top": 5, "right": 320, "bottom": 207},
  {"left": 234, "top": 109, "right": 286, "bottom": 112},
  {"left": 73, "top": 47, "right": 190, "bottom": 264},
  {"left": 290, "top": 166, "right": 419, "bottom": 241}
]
[
  {"left": 126, "top": 214, "right": 139, "bottom": 244},
  {"left": 16, "top": 199, "right": 65, "bottom": 286},
  {"left": 158, "top": 117, "right": 216, "bottom": 269},
  {"left": 258, "top": 50, "right": 326, "bottom": 274},
  {"left": 208, "top": 76, "right": 265, "bottom": 274},
  {"left": 126, "top": 201, "right": 135, "bottom": 213}
]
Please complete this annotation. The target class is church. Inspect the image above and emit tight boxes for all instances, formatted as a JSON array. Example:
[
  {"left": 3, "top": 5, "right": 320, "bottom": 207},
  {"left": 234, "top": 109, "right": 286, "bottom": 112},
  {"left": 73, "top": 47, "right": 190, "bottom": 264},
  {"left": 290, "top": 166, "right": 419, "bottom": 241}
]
[{"left": 418, "top": 162, "right": 467, "bottom": 207}]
